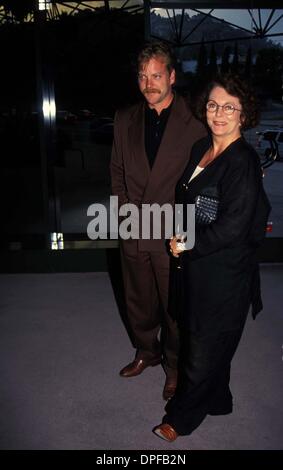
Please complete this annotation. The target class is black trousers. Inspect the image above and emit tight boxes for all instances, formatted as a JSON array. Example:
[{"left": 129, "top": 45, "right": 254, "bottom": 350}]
[{"left": 163, "top": 324, "right": 245, "bottom": 435}]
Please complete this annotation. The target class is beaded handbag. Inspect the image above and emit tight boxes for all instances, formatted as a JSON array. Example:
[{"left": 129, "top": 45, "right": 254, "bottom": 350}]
[{"left": 195, "top": 195, "right": 219, "bottom": 225}]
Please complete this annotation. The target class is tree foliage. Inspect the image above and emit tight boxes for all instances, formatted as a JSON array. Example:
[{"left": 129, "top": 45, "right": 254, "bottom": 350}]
[
  {"left": 254, "top": 46, "right": 283, "bottom": 99},
  {"left": 0, "top": 0, "right": 34, "bottom": 21}
]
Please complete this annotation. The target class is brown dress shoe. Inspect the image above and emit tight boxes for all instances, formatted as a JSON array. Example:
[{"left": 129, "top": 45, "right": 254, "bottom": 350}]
[
  {"left": 119, "top": 357, "right": 161, "bottom": 377},
  {"left": 163, "top": 376, "right": 177, "bottom": 400},
  {"left": 153, "top": 423, "right": 178, "bottom": 442}
]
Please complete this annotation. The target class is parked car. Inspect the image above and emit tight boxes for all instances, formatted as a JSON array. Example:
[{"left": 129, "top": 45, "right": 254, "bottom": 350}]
[
  {"left": 56, "top": 110, "right": 77, "bottom": 123},
  {"left": 256, "top": 128, "right": 283, "bottom": 161},
  {"left": 76, "top": 109, "right": 96, "bottom": 120},
  {"left": 90, "top": 116, "right": 113, "bottom": 130}
]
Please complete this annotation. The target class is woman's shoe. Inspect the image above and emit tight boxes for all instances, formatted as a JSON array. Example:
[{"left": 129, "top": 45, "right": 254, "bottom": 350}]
[{"left": 153, "top": 423, "right": 178, "bottom": 442}]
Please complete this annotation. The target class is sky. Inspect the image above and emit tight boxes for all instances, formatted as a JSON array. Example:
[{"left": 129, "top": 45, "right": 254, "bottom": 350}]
[{"left": 153, "top": 8, "right": 283, "bottom": 46}]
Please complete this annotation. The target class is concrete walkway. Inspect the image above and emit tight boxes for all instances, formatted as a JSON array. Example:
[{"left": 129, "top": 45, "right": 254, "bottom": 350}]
[{"left": 0, "top": 265, "right": 282, "bottom": 450}]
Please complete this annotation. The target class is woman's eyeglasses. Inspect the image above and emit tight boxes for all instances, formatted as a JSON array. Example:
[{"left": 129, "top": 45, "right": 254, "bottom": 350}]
[{"left": 206, "top": 100, "right": 241, "bottom": 116}]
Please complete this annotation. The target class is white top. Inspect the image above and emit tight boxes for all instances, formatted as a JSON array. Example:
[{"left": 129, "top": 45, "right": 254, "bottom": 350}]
[{"left": 188, "top": 165, "right": 204, "bottom": 183}]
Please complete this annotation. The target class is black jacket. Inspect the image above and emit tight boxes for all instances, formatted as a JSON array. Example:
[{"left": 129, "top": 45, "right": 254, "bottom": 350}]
[{"left": 170, "top": 136, "right": 271, "bottom": 332}]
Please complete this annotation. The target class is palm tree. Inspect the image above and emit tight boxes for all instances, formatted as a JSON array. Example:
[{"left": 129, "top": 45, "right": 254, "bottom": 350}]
[
  {"left": 231, "top": 42, "right": 239, "bottom": 74},
  {"left": 208, "top": 44, "right": 218, "bottom": 79},
  {"left": 221, "top": 46, "right": 231, "bottom": 74},
  {"left": 244, "top": 46, "right": 252, "bottom": 79},
  {"left": 196, "top": 38, "right": 207, "bottom": 77}
]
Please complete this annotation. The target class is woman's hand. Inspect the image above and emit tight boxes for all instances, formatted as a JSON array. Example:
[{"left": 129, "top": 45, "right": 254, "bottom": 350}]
[{"left": 169, "top": 236, "right": 186, "bottom": 258}]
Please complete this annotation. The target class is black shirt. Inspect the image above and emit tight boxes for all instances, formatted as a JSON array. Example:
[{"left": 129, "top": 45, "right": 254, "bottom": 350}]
[{"left": 144, "top": 102, "right": 173, "bottom": 168}]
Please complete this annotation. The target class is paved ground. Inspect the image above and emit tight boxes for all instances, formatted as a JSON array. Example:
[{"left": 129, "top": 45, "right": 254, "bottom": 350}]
[{"left": 0, "top": 265, "right": 282, "bottom": 450}]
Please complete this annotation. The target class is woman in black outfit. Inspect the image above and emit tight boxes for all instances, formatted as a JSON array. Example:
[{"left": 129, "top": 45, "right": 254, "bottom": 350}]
[{"left": 153, "top": 74, "right": 271, "bottom": 442}]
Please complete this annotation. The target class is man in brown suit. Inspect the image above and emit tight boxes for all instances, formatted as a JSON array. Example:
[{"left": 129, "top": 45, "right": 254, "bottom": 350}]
[{"left": 110, "top": 41, "right": 206, "bottom": 400}]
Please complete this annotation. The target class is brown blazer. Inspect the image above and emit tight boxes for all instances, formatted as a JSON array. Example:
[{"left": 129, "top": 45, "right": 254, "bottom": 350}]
[{"left": 110, "top": 94, "right": 207, "bottom": 251}]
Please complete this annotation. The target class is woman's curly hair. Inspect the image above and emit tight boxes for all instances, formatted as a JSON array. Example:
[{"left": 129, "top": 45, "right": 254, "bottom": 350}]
[{"left": 195, "top": 74, "right": 260, "bottom": 131}]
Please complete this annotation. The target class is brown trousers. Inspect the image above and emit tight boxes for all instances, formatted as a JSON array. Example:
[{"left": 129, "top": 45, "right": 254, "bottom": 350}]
[{"left": 120, "top": 240, "right": 179, "bottom": 377}]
